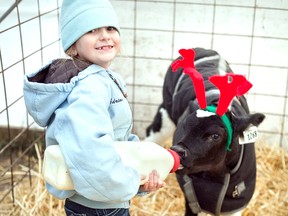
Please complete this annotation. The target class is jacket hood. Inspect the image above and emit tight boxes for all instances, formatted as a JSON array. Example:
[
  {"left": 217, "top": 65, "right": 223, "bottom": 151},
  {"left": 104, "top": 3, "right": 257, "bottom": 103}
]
[{"left": 23, "top": 59, "right": 95, "bottom": 127}]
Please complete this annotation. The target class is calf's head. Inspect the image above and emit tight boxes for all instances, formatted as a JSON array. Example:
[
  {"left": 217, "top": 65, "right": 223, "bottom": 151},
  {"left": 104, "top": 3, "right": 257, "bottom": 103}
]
[{"left": 171, "top": 103, "right": 265, "bottom": 175}]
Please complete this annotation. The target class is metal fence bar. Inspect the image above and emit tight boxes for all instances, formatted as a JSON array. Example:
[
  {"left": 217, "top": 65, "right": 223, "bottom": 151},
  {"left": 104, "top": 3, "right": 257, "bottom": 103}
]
[
  {"left": 0, "top": 0, "right": 23, "bottom": 23},
  {"left": 0, "top": 0, "right": 61, "bottom": 208}
]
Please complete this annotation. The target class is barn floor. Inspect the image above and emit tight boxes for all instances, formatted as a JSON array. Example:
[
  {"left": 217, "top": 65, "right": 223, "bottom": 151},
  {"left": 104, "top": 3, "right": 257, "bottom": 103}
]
[{"left": 0, "top": 142, "right": 287, "bottom": 216}]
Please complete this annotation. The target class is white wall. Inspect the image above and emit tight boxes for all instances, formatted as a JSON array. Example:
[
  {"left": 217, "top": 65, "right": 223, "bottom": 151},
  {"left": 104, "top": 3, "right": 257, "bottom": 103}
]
[{"left": 0, "top": 0, "right": 287, "bottom": 149}]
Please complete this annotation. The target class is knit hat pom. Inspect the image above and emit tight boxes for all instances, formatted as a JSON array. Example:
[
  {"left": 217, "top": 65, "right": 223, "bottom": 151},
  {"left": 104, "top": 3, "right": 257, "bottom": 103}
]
[{"left": 60, "top": 0, "right": 120, "bottom": 52}]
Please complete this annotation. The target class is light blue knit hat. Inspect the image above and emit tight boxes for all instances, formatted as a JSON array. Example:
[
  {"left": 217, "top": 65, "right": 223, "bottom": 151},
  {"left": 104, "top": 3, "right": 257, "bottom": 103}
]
[{"left": 60, "top": 0, "right": 120, "bottom": 51}]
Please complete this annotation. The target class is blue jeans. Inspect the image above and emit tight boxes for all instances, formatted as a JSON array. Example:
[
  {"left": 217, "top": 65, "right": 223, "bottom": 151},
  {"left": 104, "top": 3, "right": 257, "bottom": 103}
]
[{"left": 64, "top": 199, "right": 130, "bottom": 216}]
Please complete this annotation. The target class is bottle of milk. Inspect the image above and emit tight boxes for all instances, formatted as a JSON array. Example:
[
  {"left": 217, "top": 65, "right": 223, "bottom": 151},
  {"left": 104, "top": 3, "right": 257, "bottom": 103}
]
[{"left": 43, "top": 141, "right": 180, "bottom": 190}]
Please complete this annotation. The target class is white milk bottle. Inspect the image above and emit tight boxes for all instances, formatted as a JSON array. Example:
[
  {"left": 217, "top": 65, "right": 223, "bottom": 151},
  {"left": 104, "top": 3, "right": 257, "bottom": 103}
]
[{"left": 43, "top": 141, "right": 180, "bottom": 190}]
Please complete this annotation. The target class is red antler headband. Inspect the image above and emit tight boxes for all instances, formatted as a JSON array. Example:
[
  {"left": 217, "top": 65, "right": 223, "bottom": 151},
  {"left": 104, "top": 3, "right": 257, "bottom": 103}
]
[
  {"left": 171, "top": 48, "right": 253, "bottom": 116},
  {"left": 171, "top": 49, "right": 207, "bottom": 109}
]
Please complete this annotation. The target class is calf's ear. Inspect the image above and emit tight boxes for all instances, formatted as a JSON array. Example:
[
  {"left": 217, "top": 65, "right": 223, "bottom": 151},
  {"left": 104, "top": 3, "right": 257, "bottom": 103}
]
[{"left": 232, "top": 113, "right": 265, "bottom": 134}]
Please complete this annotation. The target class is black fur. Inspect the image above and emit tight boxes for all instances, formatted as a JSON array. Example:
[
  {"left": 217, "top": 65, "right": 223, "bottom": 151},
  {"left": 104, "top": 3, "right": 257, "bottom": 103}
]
[{"left": 146, "top": 48, "right": 265, "bottom": 215}]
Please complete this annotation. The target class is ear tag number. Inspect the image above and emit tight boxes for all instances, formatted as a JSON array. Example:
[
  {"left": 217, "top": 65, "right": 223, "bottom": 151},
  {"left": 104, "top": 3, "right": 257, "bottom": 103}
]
[{"left": 239, "top": 126, "right": 258, "bottom": 144}]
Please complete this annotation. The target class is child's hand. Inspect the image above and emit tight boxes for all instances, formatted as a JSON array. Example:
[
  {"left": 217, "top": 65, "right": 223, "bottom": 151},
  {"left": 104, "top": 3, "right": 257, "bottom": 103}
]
[{"left": 139, "top": 170, "right": 166, "bottom": 193}]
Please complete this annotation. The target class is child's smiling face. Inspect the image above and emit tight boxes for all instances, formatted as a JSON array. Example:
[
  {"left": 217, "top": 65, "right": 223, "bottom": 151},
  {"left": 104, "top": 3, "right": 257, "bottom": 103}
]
[{"left": 73, "top": 26, "right": 120, "bottom": 68}]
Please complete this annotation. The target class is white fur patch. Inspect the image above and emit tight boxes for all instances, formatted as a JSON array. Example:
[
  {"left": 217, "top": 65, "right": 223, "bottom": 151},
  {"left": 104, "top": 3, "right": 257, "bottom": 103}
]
[
  {"left": 144, "top": 108, "right": 176, "bottom": 147},
  {"left": 196, "top": 109, "right": 216, "bottom": 118}
]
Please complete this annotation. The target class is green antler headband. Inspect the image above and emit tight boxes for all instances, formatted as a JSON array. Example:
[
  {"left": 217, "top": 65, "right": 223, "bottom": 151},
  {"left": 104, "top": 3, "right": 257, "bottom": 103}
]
[{"left": 205, "top": 105, "right": 233, "bottom": 151}]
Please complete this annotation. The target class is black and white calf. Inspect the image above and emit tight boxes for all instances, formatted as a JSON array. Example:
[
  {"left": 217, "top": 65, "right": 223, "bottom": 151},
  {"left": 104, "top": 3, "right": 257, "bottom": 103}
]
[{"left": 145, "top": 48, "right": 265, "bottom": 216}]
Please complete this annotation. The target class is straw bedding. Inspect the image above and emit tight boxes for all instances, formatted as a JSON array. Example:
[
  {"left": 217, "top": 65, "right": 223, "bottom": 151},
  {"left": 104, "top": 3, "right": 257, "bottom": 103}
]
[{"left": 0, "top": 142, "right": 287, "bottom": 216}]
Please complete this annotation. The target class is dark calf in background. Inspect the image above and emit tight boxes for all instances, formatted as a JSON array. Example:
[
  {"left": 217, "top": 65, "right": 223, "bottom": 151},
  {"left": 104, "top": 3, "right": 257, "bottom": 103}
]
[{"left": 145, "top": 48, "right": 265, "bottom": 216}]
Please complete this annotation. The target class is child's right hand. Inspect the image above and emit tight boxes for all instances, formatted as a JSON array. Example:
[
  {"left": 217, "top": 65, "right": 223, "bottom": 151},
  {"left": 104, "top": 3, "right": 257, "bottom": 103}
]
[{"left": 139, "top": 169, "right": 166, "bottom": 193}]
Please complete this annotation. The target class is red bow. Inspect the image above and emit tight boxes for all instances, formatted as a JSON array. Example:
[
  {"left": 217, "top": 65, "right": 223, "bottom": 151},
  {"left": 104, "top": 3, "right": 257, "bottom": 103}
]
[{"left": 171, "top": 49, "right": 253, "bottom": 116}]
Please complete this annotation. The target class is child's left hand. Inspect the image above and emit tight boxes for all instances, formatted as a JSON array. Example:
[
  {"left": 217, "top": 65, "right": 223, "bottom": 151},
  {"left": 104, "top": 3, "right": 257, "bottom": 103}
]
[{"left": 139, "top": 169, "right": 166, "bottom": 193}]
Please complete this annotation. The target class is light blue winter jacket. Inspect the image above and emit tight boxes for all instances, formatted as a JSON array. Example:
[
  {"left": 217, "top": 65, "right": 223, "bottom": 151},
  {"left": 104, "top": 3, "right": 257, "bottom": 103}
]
[{"left": 23, "top": 60, "right": 141, "bottom": 209}]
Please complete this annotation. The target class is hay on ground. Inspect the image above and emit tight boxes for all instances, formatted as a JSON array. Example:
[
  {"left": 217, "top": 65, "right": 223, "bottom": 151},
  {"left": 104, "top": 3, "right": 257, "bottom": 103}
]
[{"left": 0, "top": 142, "right": 287, "bottom": 216}]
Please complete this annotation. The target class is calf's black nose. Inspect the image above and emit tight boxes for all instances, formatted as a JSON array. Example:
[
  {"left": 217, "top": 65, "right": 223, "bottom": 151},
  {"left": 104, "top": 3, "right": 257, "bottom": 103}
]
[{"left": 170, "top": 145, "right": 187, "bottom": 159}]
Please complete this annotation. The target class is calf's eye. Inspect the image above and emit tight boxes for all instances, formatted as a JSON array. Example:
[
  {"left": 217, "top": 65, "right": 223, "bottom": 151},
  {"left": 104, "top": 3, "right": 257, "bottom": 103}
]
[{"left": 211, "top": 134, "right": 220, "bottom": 140}]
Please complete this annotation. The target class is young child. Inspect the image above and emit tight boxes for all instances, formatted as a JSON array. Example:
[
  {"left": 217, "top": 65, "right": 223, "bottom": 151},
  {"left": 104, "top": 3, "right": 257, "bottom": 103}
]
[{"left": 23, "top": 0, "right": 165, "bottom": 215}]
